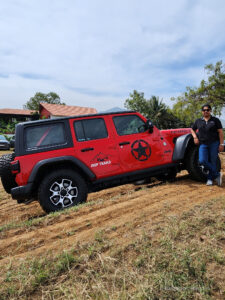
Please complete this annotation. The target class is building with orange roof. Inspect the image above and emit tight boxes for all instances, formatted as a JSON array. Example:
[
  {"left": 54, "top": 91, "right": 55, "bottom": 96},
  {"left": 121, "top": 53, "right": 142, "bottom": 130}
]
[
  {"left": 0, "top": 108, "right": 37, "bottom": 122},
  {"left": 39, "top": 103, "right": 97, "bottom": 119},
  {"left": 0, "top": 103, "right": 98, "bottom": 123}
]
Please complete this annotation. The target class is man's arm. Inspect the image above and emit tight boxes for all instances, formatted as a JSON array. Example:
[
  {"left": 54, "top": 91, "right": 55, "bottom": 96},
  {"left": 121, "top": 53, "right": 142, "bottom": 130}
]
[
  {"left": 191, "top": 120, "right": 199, "bottom": 145},
  {"left": 191, "top": 128, "right": 199, "bottom": 145},
  {"left": 218, "top": 129, "right": 224, "bottom": 152}
]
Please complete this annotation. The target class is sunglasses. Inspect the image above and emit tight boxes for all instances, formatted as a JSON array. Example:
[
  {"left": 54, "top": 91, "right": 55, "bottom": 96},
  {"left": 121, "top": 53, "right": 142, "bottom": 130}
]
[{"left": 202, "top": 109, "right": 210, "bottom": 112}]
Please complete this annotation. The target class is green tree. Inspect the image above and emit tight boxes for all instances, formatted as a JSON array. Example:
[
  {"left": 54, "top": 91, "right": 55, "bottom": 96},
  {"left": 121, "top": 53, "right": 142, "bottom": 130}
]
[
  {"left": 124, "top": 90, "right": 149, "bottom": 113},
  {"left": 125, "top": 90, "right": 185, "bottom": 129},
  {"left": 198, "top": 60, "right": 225, "bottom": 114},
  {"left": 172, "top": 60, "right": 225, "bottom": 126},
  {"left": 24, "top": 92, "right": 65, "bottom": 112},
  {"left": 0, "top": 119, "right": 18, "bottom": 134},
  {"left": 145, "top": 95, "right": 167, "bottom": 126},
  {"left": 172, "top": 91, "right": 201, "bottom": 127}
]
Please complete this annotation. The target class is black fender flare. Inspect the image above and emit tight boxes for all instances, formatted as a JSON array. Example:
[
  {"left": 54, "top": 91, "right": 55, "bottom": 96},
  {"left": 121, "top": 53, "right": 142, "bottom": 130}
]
[
  {"left": 28, "top": 156, "right": 96, "bottom": 183},
  {"left": 172, "top": 133, "right": 193, "bottom": 161}
]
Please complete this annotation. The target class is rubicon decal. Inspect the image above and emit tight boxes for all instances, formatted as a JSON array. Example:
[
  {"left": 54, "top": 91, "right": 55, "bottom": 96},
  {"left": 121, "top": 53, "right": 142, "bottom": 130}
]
[{"left": 131, "top": 140, "right": 151, "bottom": 161}]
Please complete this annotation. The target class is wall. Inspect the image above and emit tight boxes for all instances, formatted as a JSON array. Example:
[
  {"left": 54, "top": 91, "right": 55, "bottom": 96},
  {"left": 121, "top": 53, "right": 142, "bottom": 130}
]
[{"left": 40, "top": 107, "right": 50, "bottom": 119}]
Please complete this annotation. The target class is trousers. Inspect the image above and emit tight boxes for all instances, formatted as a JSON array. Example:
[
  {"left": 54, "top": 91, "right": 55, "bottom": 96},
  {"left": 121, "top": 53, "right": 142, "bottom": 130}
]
[{"left": 198, "top": 141, "right": 220, "bottom": 180}]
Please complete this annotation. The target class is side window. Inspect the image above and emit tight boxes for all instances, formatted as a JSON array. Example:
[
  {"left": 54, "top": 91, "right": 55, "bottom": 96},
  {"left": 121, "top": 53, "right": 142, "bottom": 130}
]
[
  {"left": 74, "top": 121, "right": 85, "bottom": 142},
  {"left": 74, "top": 118, "right": 108, "bottom": 141},
  {"left": 25, "top": 123, "right": 66, "bottom": 150},
  {"left": 113, "top": 115, "right": 146, "bottom": 136}
]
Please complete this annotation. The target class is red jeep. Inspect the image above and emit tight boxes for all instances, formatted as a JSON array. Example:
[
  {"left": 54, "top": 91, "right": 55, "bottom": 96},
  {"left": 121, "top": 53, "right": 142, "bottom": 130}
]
[{"left": 0, "top": 111, "right": 221, "bottom": 213}]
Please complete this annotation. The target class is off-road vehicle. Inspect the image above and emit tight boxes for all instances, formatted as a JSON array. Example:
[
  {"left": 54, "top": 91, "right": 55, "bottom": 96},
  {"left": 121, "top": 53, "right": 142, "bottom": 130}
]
[{"left": 0, "top": 111, "right": 222, "bottom": 213}]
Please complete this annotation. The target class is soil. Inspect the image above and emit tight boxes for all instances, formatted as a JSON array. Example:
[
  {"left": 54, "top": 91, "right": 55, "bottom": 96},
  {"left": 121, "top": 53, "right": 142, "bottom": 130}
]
[{"left": 0, "top": 153, "right": 224, "bottom": 268}]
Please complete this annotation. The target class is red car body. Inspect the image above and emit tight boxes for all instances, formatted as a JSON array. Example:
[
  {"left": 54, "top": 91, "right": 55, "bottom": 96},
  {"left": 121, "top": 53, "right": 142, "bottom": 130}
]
[{"left": 13, "top": 112, "right": 191, "bottom": 187}]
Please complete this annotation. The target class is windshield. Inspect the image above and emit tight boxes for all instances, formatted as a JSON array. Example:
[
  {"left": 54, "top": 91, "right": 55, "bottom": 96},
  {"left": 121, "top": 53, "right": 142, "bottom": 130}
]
[{"left": 0, "top": 135, "right": 7, "bottom": 140}]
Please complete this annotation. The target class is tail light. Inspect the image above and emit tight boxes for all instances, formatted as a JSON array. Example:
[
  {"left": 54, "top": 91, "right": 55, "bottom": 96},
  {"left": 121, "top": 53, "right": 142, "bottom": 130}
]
[{"left": 10, "top": 160, "right": 20, "bottom": 174}]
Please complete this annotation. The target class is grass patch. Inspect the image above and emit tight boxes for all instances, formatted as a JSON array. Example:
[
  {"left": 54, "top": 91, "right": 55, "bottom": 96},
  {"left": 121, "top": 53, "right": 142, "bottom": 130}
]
[{"left": 0, "top": 197, "right": 225, "bottom": 299}]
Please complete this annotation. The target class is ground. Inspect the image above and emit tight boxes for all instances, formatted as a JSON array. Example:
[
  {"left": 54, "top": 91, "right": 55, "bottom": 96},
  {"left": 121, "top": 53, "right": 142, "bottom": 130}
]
[{"left": 0, "top": 150, "right": 224, "bottom": 299}]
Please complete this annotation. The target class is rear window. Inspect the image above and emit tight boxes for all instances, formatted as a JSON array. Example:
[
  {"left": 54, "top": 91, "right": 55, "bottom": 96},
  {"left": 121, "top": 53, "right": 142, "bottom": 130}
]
[
  {"left": 74, "top": 118, "right": 108, "bottom": 141},
  {"left": 25, "top": 123, "right": 66, "bottom": 150},
  {"left": 0, "top": 135, "right": 7, "bottom": 141}
]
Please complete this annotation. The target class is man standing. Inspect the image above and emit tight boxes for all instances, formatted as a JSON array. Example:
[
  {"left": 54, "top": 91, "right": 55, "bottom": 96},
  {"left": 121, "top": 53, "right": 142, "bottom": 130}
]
[{"left": 191, "top": 104, "right": 224, "bottom": 186}]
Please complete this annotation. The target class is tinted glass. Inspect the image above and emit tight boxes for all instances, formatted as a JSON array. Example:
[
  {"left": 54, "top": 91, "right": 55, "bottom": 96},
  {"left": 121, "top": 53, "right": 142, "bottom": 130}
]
[
  {"left": 113, "top": 115, "right": 146, "bottom": 135},
  {"left": 25, "top": 123, "right": 66, "bottom": 150},
  {"left": 74, "top": 121, "right": 85, "bottom": 142},
  {"left": 74, "top": 118, "right": 108, "bottom": 141}
]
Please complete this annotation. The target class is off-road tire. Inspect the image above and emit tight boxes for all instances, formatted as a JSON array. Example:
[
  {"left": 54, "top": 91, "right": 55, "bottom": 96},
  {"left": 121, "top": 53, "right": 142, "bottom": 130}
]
[
  {"left": 185, "top": 146, "right": 221, "bottom": 182},
  {"left": 0, "top": 153, "right": 17, "bottom": 193},
  {"left": 38, "top": 169, "right": 88, "bottom": 213}
]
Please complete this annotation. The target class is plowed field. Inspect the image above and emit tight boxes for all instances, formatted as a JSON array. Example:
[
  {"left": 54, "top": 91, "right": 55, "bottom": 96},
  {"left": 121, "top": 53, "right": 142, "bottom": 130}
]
[{"left": 0, "top": 153, "right": 224, "bottom": 269}]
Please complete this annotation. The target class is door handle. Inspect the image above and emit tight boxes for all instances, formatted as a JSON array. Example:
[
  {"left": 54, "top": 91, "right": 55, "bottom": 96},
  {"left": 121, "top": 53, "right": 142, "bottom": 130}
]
[
  {"left": 81, "top": 147, "right": 94, "bottom": 152},
  {"left": 119, "top": 141, "right": 130, "bottom": 146}
]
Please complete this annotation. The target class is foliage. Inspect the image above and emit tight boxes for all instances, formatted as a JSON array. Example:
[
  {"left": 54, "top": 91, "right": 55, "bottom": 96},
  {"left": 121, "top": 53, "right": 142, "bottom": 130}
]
[
  {"left": 0, "top": 119, "right": 18, "bottom": 135},
  {"left": 23, "top": 92, "right": 65, "bottom": 112},
  {"left": 125, "top": 90, "right": 185, "bottom": 129},
  {"left": 172, "top": 60, "right": 225, "bottom": 126}
]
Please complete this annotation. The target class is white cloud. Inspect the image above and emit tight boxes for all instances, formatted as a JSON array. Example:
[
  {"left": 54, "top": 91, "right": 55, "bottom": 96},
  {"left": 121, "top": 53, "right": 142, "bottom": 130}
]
[{"left": 0, "top": 0, "right": 225, "bottom": 111}]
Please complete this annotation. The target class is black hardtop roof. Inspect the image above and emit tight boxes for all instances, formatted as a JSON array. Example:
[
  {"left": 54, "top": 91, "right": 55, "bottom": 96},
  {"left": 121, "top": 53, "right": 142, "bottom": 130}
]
[{"left": 17, "top": 110, "right": 137, "bottom": 127}]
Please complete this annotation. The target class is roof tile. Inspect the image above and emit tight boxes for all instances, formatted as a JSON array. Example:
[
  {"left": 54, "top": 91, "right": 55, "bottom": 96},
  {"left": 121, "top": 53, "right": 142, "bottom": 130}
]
[
  {"left": 0, "top": 108, "right": 35, "bottom": 115},
  {"left": 40, "top": 103, "right": 97, "bottom": 116}
]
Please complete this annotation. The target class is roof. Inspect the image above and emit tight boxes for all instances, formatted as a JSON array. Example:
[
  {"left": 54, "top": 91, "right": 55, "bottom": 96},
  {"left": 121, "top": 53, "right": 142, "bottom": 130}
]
[
  {"left": 18, "top": 110, "right": 135, "bottom": 126},
  {"left": 0, "top": 108, "right": 35, "bottom": 115},
  {"left": 40, "top": 103, "right": 97, "bottom": 116}
]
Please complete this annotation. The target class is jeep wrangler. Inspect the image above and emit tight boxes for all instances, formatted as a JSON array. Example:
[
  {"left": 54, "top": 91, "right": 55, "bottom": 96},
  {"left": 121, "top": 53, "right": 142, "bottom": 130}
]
[{"left": 0, "top": 111, "right": 222, "bottom": 213}]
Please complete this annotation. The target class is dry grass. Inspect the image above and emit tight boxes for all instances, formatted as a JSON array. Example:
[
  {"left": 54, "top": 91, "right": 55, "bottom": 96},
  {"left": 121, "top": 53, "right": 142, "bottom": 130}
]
[
  {"left": 0, "top": 196, "right": 224, "bottom": 300},
  {"left": 0, "top": 150, "right": 13, "bottom": 156}
]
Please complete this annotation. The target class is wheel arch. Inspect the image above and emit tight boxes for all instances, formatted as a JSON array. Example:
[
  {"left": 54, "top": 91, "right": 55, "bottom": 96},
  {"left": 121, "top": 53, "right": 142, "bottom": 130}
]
[
  {"left": 172, "top": 133, "right": 194, "bottom": 162},
  {"left": 28, "top": 156, "right": 95, "bottom": 193}
]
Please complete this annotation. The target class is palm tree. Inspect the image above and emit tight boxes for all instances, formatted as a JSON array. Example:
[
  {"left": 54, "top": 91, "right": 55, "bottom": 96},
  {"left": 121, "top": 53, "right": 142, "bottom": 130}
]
[
  {"left": 146, "top": 96, "right": 167, "bottom": 128},
  {"left": 125, "top": 91, "right": 185, "bottom": 129}
]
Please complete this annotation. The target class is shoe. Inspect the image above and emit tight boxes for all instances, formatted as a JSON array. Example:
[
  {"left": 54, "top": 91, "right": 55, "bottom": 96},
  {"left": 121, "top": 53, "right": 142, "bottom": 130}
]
[
  {"left": 206, "top": 179, "right": 213, "bottom": 186},
  {"left": 215, "top": 173, "right": 223, "bottom": 186}
]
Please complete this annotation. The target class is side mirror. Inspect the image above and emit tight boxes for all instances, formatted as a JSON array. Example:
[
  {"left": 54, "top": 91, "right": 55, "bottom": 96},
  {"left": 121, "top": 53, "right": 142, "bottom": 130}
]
[{"left": 145, "top": 119, "right": 154, "bottom": 133}]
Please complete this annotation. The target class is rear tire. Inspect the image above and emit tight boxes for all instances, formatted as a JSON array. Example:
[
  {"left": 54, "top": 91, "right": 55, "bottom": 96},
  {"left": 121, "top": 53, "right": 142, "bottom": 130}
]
[
  {"left": 38, "top": 169, "right": 88, "bottom": 213},
  {"left": 185, "top": 146, "right": 221, "bottom": 182}
]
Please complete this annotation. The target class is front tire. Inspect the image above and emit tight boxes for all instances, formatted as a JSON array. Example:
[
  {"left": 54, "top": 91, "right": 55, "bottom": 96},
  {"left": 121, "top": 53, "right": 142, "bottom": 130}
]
[
  {"left": 185, "top": 146, "right": 221, "bottom": 182},
  {"left": 38, "top": 169, "right": 88, "bottom": 213}
]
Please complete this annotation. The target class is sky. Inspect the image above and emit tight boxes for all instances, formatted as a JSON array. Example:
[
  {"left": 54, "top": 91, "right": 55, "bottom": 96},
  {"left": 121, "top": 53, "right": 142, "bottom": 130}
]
[{"left": 0, "top": 0, "right": 225, "bottom": 112}]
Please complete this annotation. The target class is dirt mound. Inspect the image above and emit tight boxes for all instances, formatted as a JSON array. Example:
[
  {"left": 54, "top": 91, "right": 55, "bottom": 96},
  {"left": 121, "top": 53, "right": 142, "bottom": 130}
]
[{"left": 0, "top": 154, "right": 224, "bottom": 268}]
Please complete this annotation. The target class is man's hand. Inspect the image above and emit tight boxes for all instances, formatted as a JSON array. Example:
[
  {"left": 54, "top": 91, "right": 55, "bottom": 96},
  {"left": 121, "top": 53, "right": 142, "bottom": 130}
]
[
  {"left": 219, "top": 144, "right": 224, "bottom": 152},
  {"left": 194, "top": 138, "right": 199, "bottom": 145}
]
